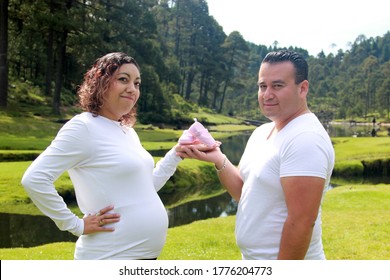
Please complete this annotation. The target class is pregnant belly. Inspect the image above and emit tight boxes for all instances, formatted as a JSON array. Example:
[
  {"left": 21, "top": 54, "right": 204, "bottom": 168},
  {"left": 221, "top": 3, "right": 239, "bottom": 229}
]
[{"left": 75, "top": 199, "right": 169, "bottom": 260}]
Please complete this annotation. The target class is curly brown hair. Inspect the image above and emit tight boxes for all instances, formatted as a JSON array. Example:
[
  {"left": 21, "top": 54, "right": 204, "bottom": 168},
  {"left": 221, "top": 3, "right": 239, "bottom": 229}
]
[{"left": 77, "top": 52, "right": 140, "bottom": 126}]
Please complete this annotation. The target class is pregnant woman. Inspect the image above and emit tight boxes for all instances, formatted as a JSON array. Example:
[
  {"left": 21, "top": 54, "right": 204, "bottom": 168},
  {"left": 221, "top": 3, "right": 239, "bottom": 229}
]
[{"left": 22, "top": 52, "right": 183, "bottom": 260}]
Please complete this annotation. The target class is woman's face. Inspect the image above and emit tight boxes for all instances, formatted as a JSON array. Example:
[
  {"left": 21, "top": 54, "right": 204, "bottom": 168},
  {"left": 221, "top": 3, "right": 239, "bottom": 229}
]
[{"left": 99, "top": 63, "right": 141, "bottom": 121}]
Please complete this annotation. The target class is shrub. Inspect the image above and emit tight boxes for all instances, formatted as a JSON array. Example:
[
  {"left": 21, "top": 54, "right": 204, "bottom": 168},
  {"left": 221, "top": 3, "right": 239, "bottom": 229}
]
[
  {"left": 333, "top": 160, "right": 364, "bottom": 177},
  {"left": 362, "top": 158, "right": 390, "bottom": 177}
]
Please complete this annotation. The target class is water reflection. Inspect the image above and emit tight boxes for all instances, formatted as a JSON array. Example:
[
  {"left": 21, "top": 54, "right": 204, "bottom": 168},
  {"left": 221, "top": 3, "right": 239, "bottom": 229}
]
[
  {"left": 0, "top": 212, "right": 77, "bottom": 248},
  {"left": 0, "top": 192, "right": 237, "bottom": 248},
  {"left": 167, "top": 192, "right": 237, "bottom": 228},
  {"left": 327, "top": 122, "right": 375, "bottom": 137},
  {"left": 219, "top": 133, "right": 250, "bottom": 165}
]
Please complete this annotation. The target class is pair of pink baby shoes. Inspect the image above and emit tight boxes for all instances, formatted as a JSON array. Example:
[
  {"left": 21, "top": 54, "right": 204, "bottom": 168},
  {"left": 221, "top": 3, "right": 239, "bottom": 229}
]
[{"left": 178, "top": 118, "right": 217, "bottom": 147}]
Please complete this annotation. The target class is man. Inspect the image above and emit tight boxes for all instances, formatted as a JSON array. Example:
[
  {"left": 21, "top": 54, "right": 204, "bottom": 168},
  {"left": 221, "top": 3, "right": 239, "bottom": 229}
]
[{"left": 178, "top": 50, "right": 335, "bottom": 260}]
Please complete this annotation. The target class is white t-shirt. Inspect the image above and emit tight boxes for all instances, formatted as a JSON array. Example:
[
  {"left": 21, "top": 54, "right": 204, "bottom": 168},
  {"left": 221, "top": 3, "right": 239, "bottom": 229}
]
[
  {"left": 21, "top": 112, "right": 182, "bottom": 259},
  {"left": 236, "top": 113, "right": 334, "bottom": 260}
]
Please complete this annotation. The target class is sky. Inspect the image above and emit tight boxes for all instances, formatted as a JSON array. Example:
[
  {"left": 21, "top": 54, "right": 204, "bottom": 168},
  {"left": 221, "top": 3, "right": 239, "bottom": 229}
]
[{"left": 206, "top": 0, "right": 390, "bottom": 56}]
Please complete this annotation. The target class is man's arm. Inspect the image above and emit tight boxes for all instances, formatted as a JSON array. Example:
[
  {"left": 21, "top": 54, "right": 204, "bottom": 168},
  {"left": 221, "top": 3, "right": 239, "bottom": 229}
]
[
  {"left": 177, "top": 146, "right": 243, "bottom": 201},
  {"left": 213, "top": 152, "right": 243, "bottom": 201},
  {"left": 278, "top": 176, "right": 325, "bottom": 259}
]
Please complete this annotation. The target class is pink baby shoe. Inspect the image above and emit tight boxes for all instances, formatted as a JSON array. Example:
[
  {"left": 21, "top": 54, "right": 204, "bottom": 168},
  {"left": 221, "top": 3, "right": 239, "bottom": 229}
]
[
  {"left": 179, "top": 118, "right": 216, "bottom": 147},
  {"left": 178, "top": 129, "right": 198, "bottom": 145}
]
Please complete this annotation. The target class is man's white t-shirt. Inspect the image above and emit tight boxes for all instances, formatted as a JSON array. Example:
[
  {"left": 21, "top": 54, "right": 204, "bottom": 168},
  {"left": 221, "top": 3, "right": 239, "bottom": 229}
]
[{"left": 236, "top": 113, "right": 334, "bottom": 260}]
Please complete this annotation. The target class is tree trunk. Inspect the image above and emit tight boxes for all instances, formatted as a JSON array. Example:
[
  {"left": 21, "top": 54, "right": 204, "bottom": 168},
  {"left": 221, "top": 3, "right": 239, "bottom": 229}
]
[
  {"left": 45, "top": 0, "right": 55, "bottom": 96},
  {"left": 218, "top": 49, "right": 236, "bottom": 113},
  {"left": 0, "top": 0, "right": 9, "bottom": 108},
  {"left": 211, "top": 82, "right": 220, "bottom": 110},
  {"left": 184, "top": 70, "right": 195, "bottom": 100},
  {"left": 52, "top": 0, "right": 73, "bottom": 115},
  {"left": 198, "top": 71, "right": 205, "bottom": 105},
  {"left": 53, "top": 30, "right": 67, "bottom": 115},
  {"left": 174, "top": 0, "right": 181, "bottom": 56},
  {"left": 198, "top": 71, "right": 209, "bottom": 106},
  {"left": 218, "top": 80, "right": 228, "bottom": 113}
]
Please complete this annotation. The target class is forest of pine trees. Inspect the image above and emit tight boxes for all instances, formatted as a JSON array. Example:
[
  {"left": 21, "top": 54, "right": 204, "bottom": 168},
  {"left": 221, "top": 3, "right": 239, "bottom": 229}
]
[{"left": 0, "top": 0, "right": 389, "bottom": 124}]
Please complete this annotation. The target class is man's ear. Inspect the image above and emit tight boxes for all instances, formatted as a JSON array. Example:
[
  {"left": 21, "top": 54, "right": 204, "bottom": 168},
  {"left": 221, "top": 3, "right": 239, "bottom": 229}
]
[{"left": 299, "top": 80, "right": 309, "bottom": 97}]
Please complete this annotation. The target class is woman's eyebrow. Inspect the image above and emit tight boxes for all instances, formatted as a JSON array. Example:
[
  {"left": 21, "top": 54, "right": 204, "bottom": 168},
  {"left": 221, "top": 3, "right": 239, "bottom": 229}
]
[
  {"left": 117, "top": 72, "right": 130, "bottom": 77},
  {"left": 117, "top": 72, "right": 141, "bottom": 80}
]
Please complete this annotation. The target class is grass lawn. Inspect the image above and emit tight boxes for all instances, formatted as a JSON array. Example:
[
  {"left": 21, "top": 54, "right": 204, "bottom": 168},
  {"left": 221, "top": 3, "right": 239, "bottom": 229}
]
[
  {"left": 322, "top": 184, "right": 390, "bottom": 260},
  {"left": 1, "top": 184, "right": 389, "bottom": 260},
  {"left": 332, "top": 137, "right": 390, "bottom": 161},
  {"left": 1, "top": 113, "right": 389, "bottom": 260}
]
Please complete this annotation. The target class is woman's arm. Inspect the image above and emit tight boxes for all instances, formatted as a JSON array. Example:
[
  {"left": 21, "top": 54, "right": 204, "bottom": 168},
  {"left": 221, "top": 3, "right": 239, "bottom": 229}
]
[
  {"left": 21, "top": 118, "right": 89, "bottom": 236},
  {"left": 152, "top": 145, "right": 183, "bottom": 191}
]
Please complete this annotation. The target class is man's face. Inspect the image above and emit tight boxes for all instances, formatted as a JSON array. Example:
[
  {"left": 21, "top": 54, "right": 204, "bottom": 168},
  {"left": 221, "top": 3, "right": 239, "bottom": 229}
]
[{"left": 257, "top": 61, "right": 308, "bottom": 127}]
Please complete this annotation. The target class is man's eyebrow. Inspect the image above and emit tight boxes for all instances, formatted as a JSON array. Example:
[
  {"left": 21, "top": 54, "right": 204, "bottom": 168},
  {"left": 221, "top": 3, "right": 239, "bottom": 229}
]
[
  {"left": 257, "top": 79, "right": 286, "bottom": 86},
  {"left": 272, "top": 79, "right": 285, "bottom": 84}
]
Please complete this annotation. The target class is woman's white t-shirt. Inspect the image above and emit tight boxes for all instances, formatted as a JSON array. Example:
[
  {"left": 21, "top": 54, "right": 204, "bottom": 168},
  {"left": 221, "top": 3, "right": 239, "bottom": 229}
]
[{"left": 22, "top": 112, "right": 181, "bottom": 259}]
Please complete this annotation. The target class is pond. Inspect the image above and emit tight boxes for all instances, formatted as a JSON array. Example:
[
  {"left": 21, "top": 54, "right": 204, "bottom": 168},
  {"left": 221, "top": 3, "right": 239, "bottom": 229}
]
[
  {"left": 327, "top": 122, "right": 375, "bottom": 137},
  {"left": 0, "top": 192, "right": 237, "bottom": 248}
]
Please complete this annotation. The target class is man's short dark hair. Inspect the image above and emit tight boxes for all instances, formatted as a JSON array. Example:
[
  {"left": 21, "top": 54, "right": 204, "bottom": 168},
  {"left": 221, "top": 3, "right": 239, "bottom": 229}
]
[{"left": 262, "top": 50, "right": 308, "bottom": 84}]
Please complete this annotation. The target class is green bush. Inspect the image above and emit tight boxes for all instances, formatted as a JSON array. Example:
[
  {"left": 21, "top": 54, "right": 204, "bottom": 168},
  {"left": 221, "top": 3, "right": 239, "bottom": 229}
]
[
  {"left": 171, "top": 94, "right": 198, "bottom": 113},
  {"left": 333, "top": 160, "right": 364, "bottom": 177},
  {"left": 9, "top": 80, "right": 46, "bottom": 106},
  {"left": 0, "top": 152, "right": 41, "bottom": 162},
  {"left": 362, "top": 158, "right": 390, "bottom": 177}
]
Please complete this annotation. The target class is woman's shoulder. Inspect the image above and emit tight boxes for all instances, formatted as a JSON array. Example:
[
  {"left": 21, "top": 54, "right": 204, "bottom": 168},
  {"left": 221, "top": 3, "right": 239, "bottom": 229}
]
[
  {"left": 67, "top": 112, "right": 99, "bottom": 126},
  {"left": 58, "top": 112, "right": 93, "bottom": 134},
  {"left": 71, "top": 112, "right": 93, "bottom": 122}
]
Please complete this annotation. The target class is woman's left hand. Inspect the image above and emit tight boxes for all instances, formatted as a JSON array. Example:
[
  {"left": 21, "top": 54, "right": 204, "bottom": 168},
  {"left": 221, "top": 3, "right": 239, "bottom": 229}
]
[{"left": 83, "top": 205, "right": 120, "bottom": 235}]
